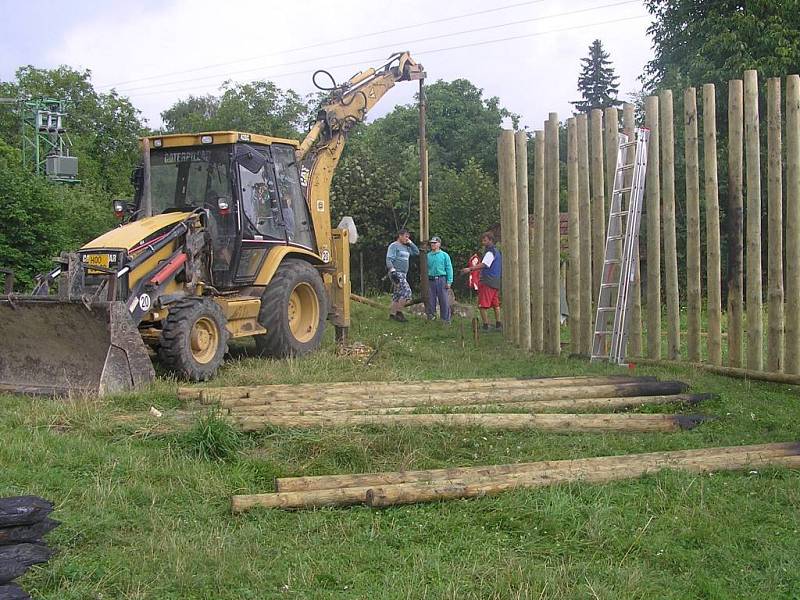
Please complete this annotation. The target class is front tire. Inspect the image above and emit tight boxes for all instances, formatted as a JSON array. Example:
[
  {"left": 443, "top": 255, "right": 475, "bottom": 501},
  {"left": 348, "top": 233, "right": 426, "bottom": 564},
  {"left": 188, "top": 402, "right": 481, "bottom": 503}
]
[
  {"left": 159, "top": 297, "right": 229, "bottom": 381},
  {"left": 255, "top": 259, "right": 327, "bottom": 357}
]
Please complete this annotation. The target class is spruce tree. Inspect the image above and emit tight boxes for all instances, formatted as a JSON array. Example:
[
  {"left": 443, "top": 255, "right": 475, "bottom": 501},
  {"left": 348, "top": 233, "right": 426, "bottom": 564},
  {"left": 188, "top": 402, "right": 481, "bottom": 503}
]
[{"left": 571, "top": 39, "right": 622, "bottom": 112}]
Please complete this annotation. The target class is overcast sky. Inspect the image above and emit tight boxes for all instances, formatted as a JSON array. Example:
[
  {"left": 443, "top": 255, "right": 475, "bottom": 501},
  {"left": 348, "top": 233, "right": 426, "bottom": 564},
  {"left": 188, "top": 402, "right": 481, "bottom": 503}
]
[{"left": 0, "top": 0, "right": 653, "bottom": 132}]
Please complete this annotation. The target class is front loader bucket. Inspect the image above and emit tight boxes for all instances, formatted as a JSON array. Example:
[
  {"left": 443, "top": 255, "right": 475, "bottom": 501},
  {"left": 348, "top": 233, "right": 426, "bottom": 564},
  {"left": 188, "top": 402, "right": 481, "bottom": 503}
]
[{"left": 0, "top": 297, "right": 155, "bottom": 397}]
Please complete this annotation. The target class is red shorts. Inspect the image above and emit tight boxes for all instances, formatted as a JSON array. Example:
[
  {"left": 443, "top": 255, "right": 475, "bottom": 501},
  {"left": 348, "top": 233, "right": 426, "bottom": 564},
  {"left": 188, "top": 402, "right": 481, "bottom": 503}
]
[{"left": 478, "top": 282, "right": 500, "bottom": 308}]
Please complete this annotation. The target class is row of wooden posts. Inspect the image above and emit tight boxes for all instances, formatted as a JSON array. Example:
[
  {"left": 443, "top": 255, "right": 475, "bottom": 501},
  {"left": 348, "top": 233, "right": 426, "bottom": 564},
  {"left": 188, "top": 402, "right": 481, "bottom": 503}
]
[{"left": 498, "top": 69, "right": 800, "bottom": 375}]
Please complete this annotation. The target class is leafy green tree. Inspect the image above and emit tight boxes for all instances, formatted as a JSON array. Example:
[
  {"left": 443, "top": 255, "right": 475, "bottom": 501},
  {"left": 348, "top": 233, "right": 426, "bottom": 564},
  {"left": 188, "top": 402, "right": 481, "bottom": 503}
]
[
  {"left": 571, "top": 39, "right": 622, "bottom": 112},
  {"left": 161, "top": 81, "right": 309, "bottom": 139}
]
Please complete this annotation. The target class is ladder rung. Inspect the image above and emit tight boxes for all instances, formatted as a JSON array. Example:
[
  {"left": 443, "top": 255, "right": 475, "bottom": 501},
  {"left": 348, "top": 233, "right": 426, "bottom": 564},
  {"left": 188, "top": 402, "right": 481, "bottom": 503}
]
[
  {"left": 594, "top": 330, "right": 614, "bottom": 335},
  {"left": 609, "top": 211, "right": 628, "bottom": 217},
  {"left": 619, "top": 141, "right": 637, "bottom": 148},
  {"left": 617, "top": 163, "right": 635, "bottom": 171},
  {"left": 607, "top": 235, "right": 625, "bottom": 241},
  {"left": 600, "top": 283, "right": 619, "bottom": 288},
  {"left": 596, "top": 307, "right": 616, "bottom": 312},
  {"left": 603, "top": 259, "right": 621, "bottom": 264},
  {"left": 614, "top": 186, "right": 633, "bottom": 194}
]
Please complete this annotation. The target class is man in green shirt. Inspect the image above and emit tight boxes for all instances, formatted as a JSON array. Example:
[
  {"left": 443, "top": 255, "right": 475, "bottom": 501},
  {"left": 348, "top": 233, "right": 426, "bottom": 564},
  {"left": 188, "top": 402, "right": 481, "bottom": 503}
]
[{"left": 426, "top": 236, "right": 454, "bottom": 323}]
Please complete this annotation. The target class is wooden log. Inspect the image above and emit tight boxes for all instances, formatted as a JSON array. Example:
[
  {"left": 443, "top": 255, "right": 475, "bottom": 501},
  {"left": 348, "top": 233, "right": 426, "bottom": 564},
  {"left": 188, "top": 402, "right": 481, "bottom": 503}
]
[
  {"left": 623, "top": 103, "right": 643, "bottom": 358},
  {"left": 567, "top": 118, "right": 582, "bottom": 353},
  {"left": 349, "top": 293, "right": 385, "bottom": 310},
  {"left": 577, "top": 114, "right": 593, "bottom": 355},
  {"left": 645, "top": 96, "right": 662, "bottom": 360},
  {"left": 515, "top": 131, "right": 532, "bottom": 351},
  {"left": 660, "top": 90, "right": 680, "bottom": 360},
  {"left": 767, "top": 77, "right": 785, "bottom": 373},
  {"left": 233, "top": 412, "right": 708, "bottom": 433},
  {"left": 231, "top": 486, "right": 374, "bottom": 511},
  {"left": 604, "top": 107, "right": 620, "bottom": 212},
  {"left": 744, "top": 69, "right": 764, "bottom": 371},
  {"left": 498, "top": 130, "right": 518, "bottom": 343},
  {"left": 685, "top": 88, "right": 702, "bottom": 362},
  {"left": 0, "top": 583, "right": 30, "bottom": 600},
  {"left": 0, "top": 518, "right": 59, "bottom": 546},
  {"left": 531, "top": 130, "right": 546, "bottom": 352},
  {"left": 590, "top": 109, "right": 605, "bottom": 316},
  {"left": 787, "top": 75, "right": 800, "bottom": 375},
  {"left": 0, "top": 497, "right": 53, "bottom": 528},
  {"left": 366, "top": 449, "right": 800, "bottom": 507},
  {"left": 276, "top": 441, "right": 800, "bottom": 494},
  {"left": 220, "top": 380, "right": 687, "bottom": 409},
  {"left": 0, "top": 543, "right": 54, "bottom": 584},
  {"left": 544, "top": 113, "right": 561, "bottom": 355},
  {"left": 728, "top": 79, "right": 745, "bottom": 368},
  {"left": 704, "top": 83, "right": 723, "bottom": 366},
  {"left": 633, "top": 357, "right": 800, "bottom": 385}
]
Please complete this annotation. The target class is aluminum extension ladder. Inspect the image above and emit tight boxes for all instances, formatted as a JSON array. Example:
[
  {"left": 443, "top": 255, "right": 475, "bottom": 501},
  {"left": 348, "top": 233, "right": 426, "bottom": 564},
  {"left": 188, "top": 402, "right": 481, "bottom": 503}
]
[{"left": 590, "top": 128, "right": 650, "bottom": 364}]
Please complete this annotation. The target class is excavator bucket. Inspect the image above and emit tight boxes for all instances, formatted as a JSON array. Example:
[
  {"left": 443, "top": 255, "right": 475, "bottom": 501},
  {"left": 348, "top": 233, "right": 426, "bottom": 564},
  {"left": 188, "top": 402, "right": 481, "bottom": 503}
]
[{"left": 0, "top": 297, "right": 155, "bottom": 397}]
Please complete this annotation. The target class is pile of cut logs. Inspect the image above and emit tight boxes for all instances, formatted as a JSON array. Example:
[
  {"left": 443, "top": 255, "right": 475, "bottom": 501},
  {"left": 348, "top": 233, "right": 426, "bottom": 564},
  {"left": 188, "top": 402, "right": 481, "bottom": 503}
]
[
  {"left": 179, "top": 375, "right": 715, "bottom": 434},
  {"left": 0, "top": 497, "right": 59, "bottom": 600}
]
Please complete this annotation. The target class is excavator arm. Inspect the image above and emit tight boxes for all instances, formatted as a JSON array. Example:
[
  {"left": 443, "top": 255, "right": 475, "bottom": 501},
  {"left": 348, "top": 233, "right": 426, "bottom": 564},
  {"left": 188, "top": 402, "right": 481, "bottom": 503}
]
[{"left": 297, "top": 52, "right": 424, "bottom": 335}]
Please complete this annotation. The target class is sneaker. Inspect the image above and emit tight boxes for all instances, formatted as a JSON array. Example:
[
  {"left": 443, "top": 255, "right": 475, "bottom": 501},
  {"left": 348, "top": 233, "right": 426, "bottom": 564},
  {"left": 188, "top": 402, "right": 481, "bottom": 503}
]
[
  {"left": 427, "top": 314, "right": 437, "bottom": 321},
  {"left": 482, "top": 323, "right": 489, "bottom": 332},
  {"left": 395, "top": 312, "right": 408, "bottom": 323},
  {"left": 495, "top": 322, "right": 503, "bottom": 331}
]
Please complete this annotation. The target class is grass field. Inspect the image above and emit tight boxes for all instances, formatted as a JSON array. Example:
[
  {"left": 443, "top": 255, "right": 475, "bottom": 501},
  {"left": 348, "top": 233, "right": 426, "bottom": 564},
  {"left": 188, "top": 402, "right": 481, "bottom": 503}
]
[{"left": 2, "top": 300, "right": 799, "bottom": 599}]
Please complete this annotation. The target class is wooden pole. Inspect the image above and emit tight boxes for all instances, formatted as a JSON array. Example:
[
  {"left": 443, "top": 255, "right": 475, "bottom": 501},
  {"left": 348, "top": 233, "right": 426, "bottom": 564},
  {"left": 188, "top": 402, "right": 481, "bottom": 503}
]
[
  {"left": 577, "top": 114, "right": 593, "bottom": 355},
  {"left": 498, "top": 130, "right": 518, "bottom": 343},
  {"left": 685, "top": 88, "right": 702, "bottom": 362},
  {"left": 590, "top": 109, "right": 606, "bottom": 312},
  {"left": 660, "top": 91, "right": 680, "bottom": 360},
  {"left": 532, "top": 130, "right": 545, "bottom": 352},
  {"left": 645, "top": 96, "right": 661, "bottom": 360},
  {"left": 704, "top": 84, "right": 723, "bottom": 366},
  {"left": 567, "top": 118, "right": 582, "bottom": 353},
  {"left": 767, "top": 77, "right": 785, "bottom": 373},
  {"left": 786, "top": 75, "right": 800, "bottom": 375},
  {"left": 744, "top": 70, "right": 764, "bottom": 371},
  {"left": 515, "top": 131, "right": 532, "bottom": 351},
  {"left": 623, "top": 103, "right": 643, "bottom": 358},
  {"left": 418, "top": 79, "right": 430, "bottom": 304},
  {"left": 604, "top": 107, "right": 620, "bottom": 210},
  {"left": 545, "top": 114, "right": 561, "bottom": 355},
  {"left": 728, "top": 80, "right": 745, "bottom": 368},
  {"left": 633, "top": 357, "right": 800, "bottom": 386}
]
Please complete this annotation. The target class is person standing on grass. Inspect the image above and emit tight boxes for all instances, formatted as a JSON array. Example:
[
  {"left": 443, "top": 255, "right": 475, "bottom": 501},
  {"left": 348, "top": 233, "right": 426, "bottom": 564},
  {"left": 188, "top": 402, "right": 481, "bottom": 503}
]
[
  {"left": 461, "top": 232, "right": 502, "bottom": 331},
  {"left": 386, "top": 228, "right": 419, "bottom": 322},
  {"left": 425, "top": 236, "right": 453, "bottom": 323}
]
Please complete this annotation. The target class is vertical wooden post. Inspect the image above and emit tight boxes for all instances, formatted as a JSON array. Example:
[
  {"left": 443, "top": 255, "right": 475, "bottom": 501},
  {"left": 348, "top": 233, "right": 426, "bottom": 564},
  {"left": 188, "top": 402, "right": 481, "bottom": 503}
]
[
  {"left": 767, "top": 77, "right": 784, "bottom": 372},
  {"left": 704, "top": 84, "right": 723, "bottom": 366},
  {"left": 685, "top": 88, "right": 702, "bottom": 362},
  {"left": 605, "top": 107, "right": 620, "bottom": 209},
  {"left": 590, "top": 109, "right": 605, "bottom": 311},
  {"left": 498, "top": 130, "right": 518, "bottom": 344},
  {"left": 744, "top": 69, "right": 764, "bottom": 371},
  {"left": 660, "top": 91, "right": 680, "bottom": 360},
  {"left": 577, "top": 113, "right": 593, "bottom": 355},
  {"left": 498, "top": 132, "right": 510, "bottom": 341},
  {"left": 418, "top": 79, "right": 430, "bottom": 304},
  {"left": 515, "top": 131, "right": 532, "bottom": 352},
  {"left": 545, "top": 114, "right": 561, "bottom": 355},
  {"left": 567, "top": 118, "right": 581, "bottom": 354},
  {"left": 532, "top": 130, "right": 545, "bottom": 352},
  {"left": 727, "top": 80, "right": 745, "bottom": 368},
  {"left": 623, "top": 103, "right": 642, "bottom": 357},
  {"left": 786, "top": 75, "right": 800, "bottom": 375},
  {"left": 645, "top": 96, "right": 661, "bottom": 360}
]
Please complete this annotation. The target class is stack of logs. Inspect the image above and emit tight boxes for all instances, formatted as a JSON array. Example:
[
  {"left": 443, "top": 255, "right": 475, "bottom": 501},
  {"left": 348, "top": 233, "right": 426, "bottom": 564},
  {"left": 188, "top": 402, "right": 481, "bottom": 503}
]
[
  {"left": 0, "top": 497, "right": 59, "bottom": 600},
  {"left": 178, "top": 375, "right": 715, "bottom": 434}
]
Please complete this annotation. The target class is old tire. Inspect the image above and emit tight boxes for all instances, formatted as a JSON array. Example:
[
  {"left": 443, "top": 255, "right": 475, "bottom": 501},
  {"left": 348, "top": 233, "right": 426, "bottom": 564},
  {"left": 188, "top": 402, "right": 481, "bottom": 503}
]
[
  {"left": 159, "top": 297, "right": 229, "bottom": 381},
  {"left": 255, "top": 259, "right": 327, "bottom": 357}
]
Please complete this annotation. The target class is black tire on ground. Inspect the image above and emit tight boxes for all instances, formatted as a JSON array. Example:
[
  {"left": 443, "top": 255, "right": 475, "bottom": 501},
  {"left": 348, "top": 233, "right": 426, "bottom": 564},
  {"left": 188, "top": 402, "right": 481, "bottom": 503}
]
[
  {"left": 158, "top": 297, "right": 229, "bottom": 381},
  {"left": 255, "top": 259, "right": 327, "bottom": 357}
]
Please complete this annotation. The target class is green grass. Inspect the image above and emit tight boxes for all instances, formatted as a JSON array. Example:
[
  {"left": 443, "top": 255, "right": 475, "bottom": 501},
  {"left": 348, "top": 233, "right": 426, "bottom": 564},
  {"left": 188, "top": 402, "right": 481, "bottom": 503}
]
[{"left": 1, "top": 301, "right": 799, "bottom": 599}]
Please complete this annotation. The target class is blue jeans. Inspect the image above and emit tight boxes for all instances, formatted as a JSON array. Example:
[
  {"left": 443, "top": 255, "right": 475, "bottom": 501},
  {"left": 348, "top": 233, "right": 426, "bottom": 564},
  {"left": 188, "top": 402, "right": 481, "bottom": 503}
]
[{"left": 426, "top": 276, "right": 451, "bottom": 322}]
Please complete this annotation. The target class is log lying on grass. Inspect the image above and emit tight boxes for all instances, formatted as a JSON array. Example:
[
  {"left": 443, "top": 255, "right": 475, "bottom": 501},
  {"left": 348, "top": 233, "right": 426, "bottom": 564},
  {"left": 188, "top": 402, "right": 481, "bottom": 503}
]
[
  {"left": 216, "top": 380, "right": 689, "bottom": 410},
  {"left": 632, "top": 358, "right": 800, "bottom": 386},
  {"left": 179, "top": 375, "right": 659, "bottom": 402},
  {"left": 0, "top": 497, "right": 53, "bottom": 528},
  {"left": 0, "top": 583, "right": 29, "bottom": 600},
  {"left": 230, "top": 441, "right": 800, "bottom": 511},
  {"left": 0, "top": 543, "right": 54, "bottom": 584},
  {"left": 0, "top": 519, "right": 59, "bottom": 546},
  {"left": 232, "top": 412, "right": 710, "bottom": 433},
  {"left": 229, "top": 393, "right": 716, "bottom": 417}
]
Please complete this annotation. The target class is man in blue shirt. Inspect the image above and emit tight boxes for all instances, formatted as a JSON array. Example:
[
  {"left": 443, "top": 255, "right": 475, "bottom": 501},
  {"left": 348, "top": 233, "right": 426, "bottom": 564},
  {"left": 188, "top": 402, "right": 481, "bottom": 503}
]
[
  {"left": 386, "top": 228, "right": 419, "bottom": 322},
  {"left": 425, "top": 236, "right": 454, "bottom": 323},
  {"left": 461, "top": 232, "right": 502, "bottom": 331}
]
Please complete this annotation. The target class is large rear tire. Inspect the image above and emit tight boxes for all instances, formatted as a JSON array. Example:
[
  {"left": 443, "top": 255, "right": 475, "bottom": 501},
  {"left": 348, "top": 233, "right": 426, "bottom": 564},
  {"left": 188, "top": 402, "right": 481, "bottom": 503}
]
[
  {"left": 255, "top": 259, "right": 327, "bottom": 357},
  {"left": 159, "top": 297, "right": 229, "bottom": 381}
]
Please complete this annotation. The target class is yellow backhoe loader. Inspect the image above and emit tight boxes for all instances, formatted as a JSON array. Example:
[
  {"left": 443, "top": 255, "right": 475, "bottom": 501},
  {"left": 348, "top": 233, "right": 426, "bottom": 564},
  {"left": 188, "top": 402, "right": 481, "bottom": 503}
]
[{"left": 0, "top": 52, "right": 424, "bottom": 396}]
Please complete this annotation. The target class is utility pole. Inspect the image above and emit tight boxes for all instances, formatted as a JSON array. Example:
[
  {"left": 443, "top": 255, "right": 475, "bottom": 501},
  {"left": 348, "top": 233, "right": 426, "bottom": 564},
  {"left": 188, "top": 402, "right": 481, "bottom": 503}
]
[{"left": 418, "top": 78, "right": 430, "bottom": 304}]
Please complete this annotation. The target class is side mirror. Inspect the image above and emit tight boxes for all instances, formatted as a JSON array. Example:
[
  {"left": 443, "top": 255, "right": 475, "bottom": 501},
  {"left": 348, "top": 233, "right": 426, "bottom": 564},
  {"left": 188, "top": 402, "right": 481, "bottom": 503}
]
[{"left": 112, "top": 199, "right": 130, "bottom": 219}]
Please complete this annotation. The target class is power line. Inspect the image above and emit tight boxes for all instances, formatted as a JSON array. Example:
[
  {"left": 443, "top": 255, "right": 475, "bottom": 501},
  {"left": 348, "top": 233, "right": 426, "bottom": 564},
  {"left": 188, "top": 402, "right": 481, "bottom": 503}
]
[
  {"left": 111, "top": 0, "right": 641, "bottom": 95},
  {"left": 132, "top": 14, "right": 647, "bottom": 100},
  {"left": 99, "top": 0, "right": 551, "bottom": 89}
]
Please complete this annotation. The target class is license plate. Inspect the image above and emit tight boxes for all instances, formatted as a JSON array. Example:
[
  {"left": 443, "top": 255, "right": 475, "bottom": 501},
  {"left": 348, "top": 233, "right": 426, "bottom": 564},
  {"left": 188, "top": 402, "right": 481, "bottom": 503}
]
[{"left": 85, "top": 254, "right": 110, "bottom": 273}]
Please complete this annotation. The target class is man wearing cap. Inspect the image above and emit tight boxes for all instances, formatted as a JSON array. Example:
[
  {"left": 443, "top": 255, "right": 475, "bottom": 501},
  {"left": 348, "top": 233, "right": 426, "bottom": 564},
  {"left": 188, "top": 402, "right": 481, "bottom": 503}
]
[{"left": 425, "top": 236, "right": 454, "bottom": 323}]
